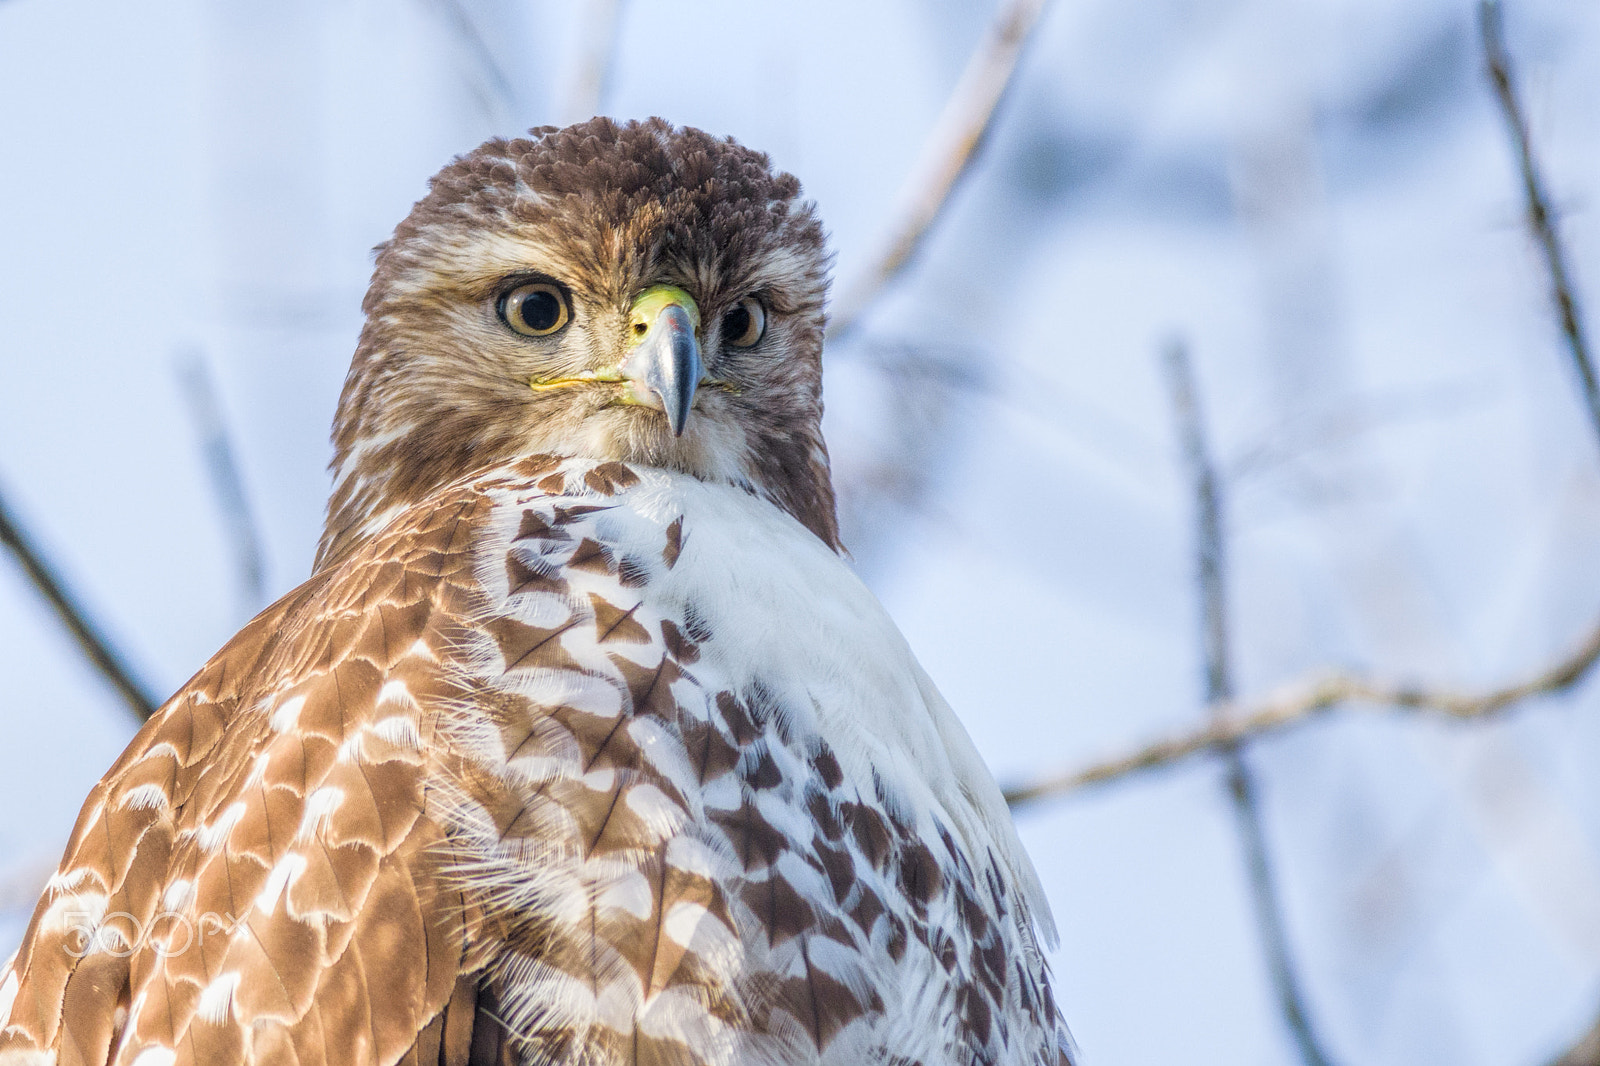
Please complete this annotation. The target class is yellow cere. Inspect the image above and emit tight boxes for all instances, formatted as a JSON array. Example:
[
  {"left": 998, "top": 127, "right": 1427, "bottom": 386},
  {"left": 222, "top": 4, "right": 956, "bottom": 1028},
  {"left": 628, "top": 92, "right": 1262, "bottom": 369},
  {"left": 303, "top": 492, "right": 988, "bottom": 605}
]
[{"left": 628, "top": 285, "right": 700, "bottom": 340}]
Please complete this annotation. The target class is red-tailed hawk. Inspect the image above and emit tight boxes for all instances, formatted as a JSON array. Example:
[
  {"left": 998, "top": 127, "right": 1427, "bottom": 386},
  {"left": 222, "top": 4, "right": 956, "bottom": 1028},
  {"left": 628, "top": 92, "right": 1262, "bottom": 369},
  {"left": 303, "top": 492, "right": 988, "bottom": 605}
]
[{"left": 0, "top": 118, "right": 1075, "bottom": 1066}]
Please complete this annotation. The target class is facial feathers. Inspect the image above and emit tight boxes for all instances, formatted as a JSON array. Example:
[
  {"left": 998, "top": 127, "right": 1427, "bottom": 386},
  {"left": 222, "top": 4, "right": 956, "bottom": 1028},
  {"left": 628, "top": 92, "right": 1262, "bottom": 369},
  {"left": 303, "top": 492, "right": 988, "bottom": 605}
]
[{"left": 319, "top": 118, "right": 838, "bottom": 570}]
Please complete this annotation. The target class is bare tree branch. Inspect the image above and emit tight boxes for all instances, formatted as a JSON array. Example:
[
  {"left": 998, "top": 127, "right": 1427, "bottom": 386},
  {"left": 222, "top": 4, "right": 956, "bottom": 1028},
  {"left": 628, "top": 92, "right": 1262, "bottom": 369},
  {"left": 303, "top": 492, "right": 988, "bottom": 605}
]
[
  {"left": 1227, "top": 379, "right": 1494, "bottom": 484},
  {"left": 176, "top": 351, "right": 266, "bottom": 617},
  {"left": 0, "top": 484, "right": 157, "bottom": 721},
  {"left": 827, "top": 0, "right": 1054, "bottom": 342},
  {"left": 1467, "top": 18, "right": 1600, "bottom": 1060},
  {"left": 430, "top": 0, "right": 520, "bottom": 121},
  {"left": 1165, "top": 341, "right": 1232, "bottom": 706},
  {"left": 1160, "top": 339, "right": 1338, "bottom": 1066},
  {"left": 558, "top": 0, "right": 624, "bottom": 125},
  {"left": 1480, "top": 0, "right": 1600, "bottom": 452},
  {"left": 1004, "top": 613, "right": 1600, "bottom": 806}
]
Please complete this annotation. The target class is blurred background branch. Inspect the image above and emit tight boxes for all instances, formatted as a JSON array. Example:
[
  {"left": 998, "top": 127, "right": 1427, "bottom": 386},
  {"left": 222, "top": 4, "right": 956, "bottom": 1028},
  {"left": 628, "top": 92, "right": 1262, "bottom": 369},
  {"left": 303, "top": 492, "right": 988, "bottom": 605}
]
[
  {"left": 1162, "top": 338, "right": 1338, "bottom": 1066},
  {"left": 558, "top": 0, "right": 624, "bottom": 126},
  {"left": 0, "top": 484, "right": 156, "bottom": 721},
  {"left": 1480, "top": 0, "right": 1600, "bottom": 453},
  {"left": 430, "top": 0, "right": 520, "bottom": 122},
  {"left": 176, "top": 350, "right": 266, "bottom": 619},
  {"left": 827, "top": 0, "right": 1053, "bottom": 342},
  {"left": 1004, "top": 613, "right": 1600, "bottom": 805},
  {"left": 1480, "top": 7, "right": 1600, "bottom": 1063}
]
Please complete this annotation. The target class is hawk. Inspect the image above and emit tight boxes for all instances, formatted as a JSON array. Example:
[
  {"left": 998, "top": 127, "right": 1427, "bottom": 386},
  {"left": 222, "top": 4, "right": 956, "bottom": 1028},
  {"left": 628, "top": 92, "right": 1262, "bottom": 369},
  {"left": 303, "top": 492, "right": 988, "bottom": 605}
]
[{"left": 0, "top": 118, "right": 1075, "bottom": 1066}]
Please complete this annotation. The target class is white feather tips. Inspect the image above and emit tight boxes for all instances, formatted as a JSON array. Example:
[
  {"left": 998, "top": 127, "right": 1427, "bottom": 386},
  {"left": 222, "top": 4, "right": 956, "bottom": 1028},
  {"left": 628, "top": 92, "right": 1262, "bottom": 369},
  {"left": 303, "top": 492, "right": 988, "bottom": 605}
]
[
  {"left": 195, "top": 972, "right": 241, "bottom": 1025},
  {"left": 161, "top": 878, "right": 195, "bottom": 913},
  {"left": 268, "top": 694, "right": 306, "bottom": 733},
  {"left": 295, "top": 786, "right": 345, "bottom": 843},
  {"left": 129, "top": 1048, "right": 176, "bottom": 1066},
  {"left": 194, "top": 802, "right": 248, "bottom": 853},
  {"left": 117, "top": 783, "right": 171, "bottom": 812},
  {"left": 254, "top": 853, "right": 307, "bottom": 916}
]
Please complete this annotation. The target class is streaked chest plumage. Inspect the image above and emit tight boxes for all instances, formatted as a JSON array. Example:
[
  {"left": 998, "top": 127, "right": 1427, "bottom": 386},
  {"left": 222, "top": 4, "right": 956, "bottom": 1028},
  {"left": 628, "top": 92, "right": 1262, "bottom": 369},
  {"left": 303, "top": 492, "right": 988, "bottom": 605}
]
[{"left": 436, "top": 457, "right": 1070, "bottom": 1065}]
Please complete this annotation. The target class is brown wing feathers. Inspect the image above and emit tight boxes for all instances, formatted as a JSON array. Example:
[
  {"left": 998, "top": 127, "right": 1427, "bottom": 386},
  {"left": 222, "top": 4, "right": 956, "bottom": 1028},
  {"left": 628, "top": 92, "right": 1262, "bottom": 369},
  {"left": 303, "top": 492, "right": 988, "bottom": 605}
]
[{"left": 1, "top": 488, "right": 498, "bottom": 1066}]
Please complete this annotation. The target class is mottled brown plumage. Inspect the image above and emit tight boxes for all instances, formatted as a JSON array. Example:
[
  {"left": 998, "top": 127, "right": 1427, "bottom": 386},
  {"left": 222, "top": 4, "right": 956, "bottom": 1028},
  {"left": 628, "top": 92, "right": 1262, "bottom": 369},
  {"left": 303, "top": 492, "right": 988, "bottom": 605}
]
[{"left": 0, "top": 119, "right": 1074, "bottom": 1066}]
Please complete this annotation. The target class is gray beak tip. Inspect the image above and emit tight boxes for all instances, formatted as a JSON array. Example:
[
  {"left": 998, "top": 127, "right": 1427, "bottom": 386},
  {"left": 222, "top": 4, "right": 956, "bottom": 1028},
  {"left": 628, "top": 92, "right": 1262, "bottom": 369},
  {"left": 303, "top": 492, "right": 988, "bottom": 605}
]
[{"left": 631, "top": 303, "right": 702, "bottom": 437}]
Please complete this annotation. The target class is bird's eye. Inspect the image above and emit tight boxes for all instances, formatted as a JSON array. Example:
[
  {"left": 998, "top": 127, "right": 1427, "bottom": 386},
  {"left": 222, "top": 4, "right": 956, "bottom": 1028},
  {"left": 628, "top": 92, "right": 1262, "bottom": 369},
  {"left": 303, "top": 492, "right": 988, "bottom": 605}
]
[
  {"left": 498, "top": 282, "right": 570, "bottom": 337},
  {"left": 721, "top": 297, "right": 766, "bottom": 348}
]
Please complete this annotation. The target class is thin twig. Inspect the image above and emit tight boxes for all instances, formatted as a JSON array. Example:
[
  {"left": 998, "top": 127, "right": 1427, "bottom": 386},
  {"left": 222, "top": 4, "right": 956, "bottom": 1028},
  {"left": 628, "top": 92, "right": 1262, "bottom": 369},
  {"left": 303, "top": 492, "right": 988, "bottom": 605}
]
[
  {"left": 832, "top": 338, "right": 984, "bottom": 568},
  {"left": 1490, "top": 7, "right": 1600, "bottom": 1057},
  {"left": 0, "top": 484, "right": 157, "bottom": 721},
  {"left": 558, "top": 0, "right": 624, "bottom": 125},
  {"left": 1161, "top": 340, "right": 1337, "bottom": 1066},
  {"left": 431, "top": 0, "right": 519, "bottom": 121},
  {"left": 1165, "top": 342, "right": 1231, "bottom": 706},
  {"left": 1227, "top": 379, "right": 1493, "bottom": 483},
  {"left": 1004, "top": 614, "right": 1600, "bottom": 806},
  {"left": 176, "top": 351, "right": 266, "bottom": 616},
  {"left": 1480, "top": 0, "right": 1600, "bottom": 451},
  {"left": 827, "top": 0, "right": 1054, "bottom": 342}
]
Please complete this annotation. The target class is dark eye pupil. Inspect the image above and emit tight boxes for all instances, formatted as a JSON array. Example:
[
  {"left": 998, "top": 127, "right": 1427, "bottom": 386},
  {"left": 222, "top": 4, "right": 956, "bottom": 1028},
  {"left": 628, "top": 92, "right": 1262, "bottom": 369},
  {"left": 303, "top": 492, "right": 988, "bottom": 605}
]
[
  {"left": 518, "top": 290, "right": 561, "bottom": 332},
  {"left": 724, "top": 306, "right": 750, "bottom": 341}
]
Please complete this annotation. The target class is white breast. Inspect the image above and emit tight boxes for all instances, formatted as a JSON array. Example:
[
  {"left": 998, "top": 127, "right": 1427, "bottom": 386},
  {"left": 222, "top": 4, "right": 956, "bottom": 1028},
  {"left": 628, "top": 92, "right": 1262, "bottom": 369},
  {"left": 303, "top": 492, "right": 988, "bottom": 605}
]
[{"left": 617, "top": 470, "right": 1056, "bottom": 947}]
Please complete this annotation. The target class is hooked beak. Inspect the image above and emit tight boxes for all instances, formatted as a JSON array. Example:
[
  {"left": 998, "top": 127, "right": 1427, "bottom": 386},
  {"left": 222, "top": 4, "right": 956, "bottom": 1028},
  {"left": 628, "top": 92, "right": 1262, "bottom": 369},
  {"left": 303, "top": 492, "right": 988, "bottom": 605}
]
[{"left": 621, "top": 285, "right": 702, "bottom": 437}]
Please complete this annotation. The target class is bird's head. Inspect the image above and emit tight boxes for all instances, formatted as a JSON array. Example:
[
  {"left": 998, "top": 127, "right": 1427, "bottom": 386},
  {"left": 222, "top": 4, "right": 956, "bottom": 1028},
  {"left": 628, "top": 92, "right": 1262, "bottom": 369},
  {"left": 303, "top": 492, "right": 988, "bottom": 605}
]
[{"left": 317, "top": 118, "right": 836, "bottom": 569}]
